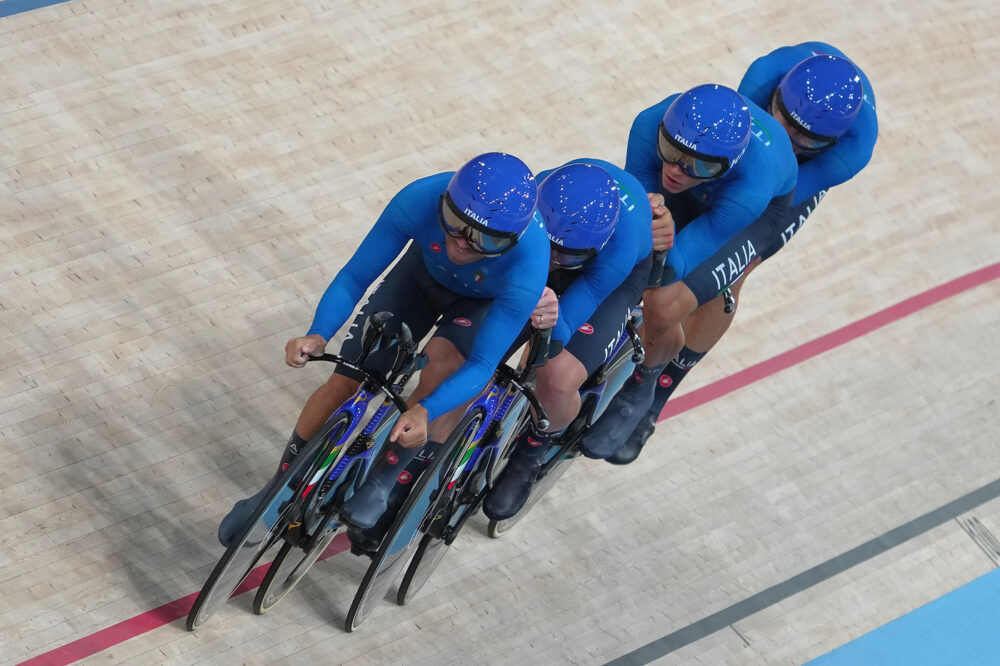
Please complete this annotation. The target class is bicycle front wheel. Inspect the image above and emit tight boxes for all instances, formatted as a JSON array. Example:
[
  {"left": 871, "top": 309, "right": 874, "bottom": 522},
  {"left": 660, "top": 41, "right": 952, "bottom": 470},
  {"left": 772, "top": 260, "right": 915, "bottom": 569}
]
[
  {"left": 397, "top": 411, "right": 490, "bottom": 605},
  {"left": 186, "top": 412, "right": 352, "bottom": 631},
  {"left": 345, "top": 407, "right": 485, "bottom": 631}
]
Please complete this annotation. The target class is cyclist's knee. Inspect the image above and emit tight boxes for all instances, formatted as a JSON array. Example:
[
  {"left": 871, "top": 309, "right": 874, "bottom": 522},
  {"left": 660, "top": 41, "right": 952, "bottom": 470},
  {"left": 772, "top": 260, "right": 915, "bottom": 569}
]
[
  {"left": 318, "top": 373, "right": 360, "bottom": 403},
  {"left": 421, "top": 337, "right": 465, "bottom": 385},
  {"left": 642, "top": 283, "right": 695, "bottom": 336},
  {"left": 535, "top": 351, "right": 586, "bottom": 404}
]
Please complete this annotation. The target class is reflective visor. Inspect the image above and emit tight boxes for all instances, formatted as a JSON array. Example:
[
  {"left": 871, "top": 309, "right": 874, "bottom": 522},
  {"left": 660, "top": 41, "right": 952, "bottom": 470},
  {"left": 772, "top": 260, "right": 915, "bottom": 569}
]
[
  {"left": 772, "top": 89, "right": 837, "bottom": 152},
  {"left": 657, "top": 125, "right": 730, "bottom": 179},
  {"left": 438, "top": 193, "right": 519, "bottom": 256},
  {"left": 549, "top": 242, "right": 596, "bottom": 269}
]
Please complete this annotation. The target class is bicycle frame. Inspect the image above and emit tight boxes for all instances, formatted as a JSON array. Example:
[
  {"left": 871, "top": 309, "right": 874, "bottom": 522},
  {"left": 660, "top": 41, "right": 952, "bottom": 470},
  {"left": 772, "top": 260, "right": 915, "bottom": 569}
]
[{"left": 279, "top": 351, "right": 420, "bottom": 549}]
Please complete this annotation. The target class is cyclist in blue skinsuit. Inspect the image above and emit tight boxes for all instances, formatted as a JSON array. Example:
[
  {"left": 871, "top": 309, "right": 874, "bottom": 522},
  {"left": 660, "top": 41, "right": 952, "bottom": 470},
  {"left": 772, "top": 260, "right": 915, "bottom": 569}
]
[
  {"left": 483, "top": 159, "right": 653, "bottom": 520},
  {"left": 607, "top": 46, "right": 878, "bottom": 465},
  {"left": 741, "top": 42, "right": 877, "bottom": 239},
  {"left": 217, "top": 152, "right": 550, "bottom": 549},
  {"left": 579, "top": 84, "right": 798, "bottom": 462}
]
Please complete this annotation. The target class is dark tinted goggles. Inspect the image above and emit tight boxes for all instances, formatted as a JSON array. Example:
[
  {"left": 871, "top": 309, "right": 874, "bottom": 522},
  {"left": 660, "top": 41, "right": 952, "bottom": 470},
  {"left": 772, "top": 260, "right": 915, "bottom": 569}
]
[
  {"left": 772, "top": 88, "right": 837, "bottom": 153},
  {"left": 549, "top": 242, "right": 596, "bottom": 269},
  {"left": 657, "top": 125, "right": 731, "bottom": 179},
  {"left": 438, "top": 193, "right": 519, "bottom": 256}
]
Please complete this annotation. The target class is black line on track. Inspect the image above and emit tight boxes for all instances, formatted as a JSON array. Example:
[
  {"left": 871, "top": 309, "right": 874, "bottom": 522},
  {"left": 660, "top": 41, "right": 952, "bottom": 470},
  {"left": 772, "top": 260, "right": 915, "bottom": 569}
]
[{"left": 607, "top": 477, "right": 1000, "bottom": 665}]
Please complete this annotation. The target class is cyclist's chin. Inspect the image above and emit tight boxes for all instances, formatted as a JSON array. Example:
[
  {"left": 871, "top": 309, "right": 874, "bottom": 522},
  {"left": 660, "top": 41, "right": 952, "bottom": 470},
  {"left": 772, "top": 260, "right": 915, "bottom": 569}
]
[
  {"left": 661, "top": 174, "right": 691, "bottom": 194},
  {"left": 445, "top": 238, "right": 483, "bottom": 265}
]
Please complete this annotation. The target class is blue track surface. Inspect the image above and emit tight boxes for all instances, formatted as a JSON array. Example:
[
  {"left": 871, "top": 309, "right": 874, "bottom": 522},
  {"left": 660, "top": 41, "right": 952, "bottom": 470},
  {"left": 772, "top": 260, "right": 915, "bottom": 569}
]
[
  {"left": 809, "top": 567, "right": 1000, "bottom": 666},
  {"left": 0, "top": 0, "right": 72, "bottom": 19}
]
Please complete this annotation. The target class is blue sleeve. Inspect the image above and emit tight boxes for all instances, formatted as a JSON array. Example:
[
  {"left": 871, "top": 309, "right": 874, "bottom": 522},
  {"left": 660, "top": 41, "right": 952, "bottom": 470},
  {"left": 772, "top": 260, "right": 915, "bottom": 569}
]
[
  {"left": 419, "top": 278, "right": 543, "bottom": 422},
  {"left": 306, "top": 191, "right": 413, "bottom": 340},
  {"left": 553, "top": 243, "right": 632, "bottom": 345},
  {"left": 665, "top": 193, "right": 759, "bottom": 279}
]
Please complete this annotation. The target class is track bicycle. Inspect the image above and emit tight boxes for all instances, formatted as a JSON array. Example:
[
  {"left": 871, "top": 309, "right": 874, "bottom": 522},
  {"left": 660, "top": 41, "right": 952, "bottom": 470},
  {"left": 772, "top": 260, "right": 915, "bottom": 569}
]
[
  {"left": 343, "top": 327, "right": 553, "bottom": 631},
  {"left": 186, "top": 312, "right": 424, "bottom": 630}
]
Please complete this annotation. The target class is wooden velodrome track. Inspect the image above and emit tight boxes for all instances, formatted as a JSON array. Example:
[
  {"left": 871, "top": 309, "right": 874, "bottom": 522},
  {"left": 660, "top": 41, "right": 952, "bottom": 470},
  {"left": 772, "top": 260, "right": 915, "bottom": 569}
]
[{"left": 2, "top": 0, "right": 998, "bottom": 663}]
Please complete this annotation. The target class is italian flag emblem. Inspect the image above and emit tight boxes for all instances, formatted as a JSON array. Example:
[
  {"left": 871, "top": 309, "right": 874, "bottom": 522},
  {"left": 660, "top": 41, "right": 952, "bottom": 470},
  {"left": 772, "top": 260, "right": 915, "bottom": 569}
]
[{"left": 473, "top": 271, "right": 484, "bottom": 283}]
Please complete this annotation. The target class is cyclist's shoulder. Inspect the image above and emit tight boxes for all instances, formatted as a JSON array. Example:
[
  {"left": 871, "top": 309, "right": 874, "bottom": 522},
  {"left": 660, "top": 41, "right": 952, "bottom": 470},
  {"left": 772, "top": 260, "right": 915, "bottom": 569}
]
[
  {"left": 393, "top": 171, "right": 452, "bottom": 202},
  {"left": 498, "top": 212, "right": 549, "bottom": 280},
  {"left": 741, "top": 102, "right": 796, "bottom": 178}
]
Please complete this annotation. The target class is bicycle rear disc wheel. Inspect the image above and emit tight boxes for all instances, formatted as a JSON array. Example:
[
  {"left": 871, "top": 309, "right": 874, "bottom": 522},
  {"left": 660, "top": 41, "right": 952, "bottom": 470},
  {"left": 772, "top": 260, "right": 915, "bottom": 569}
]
[
  {"left": 487, "top": 452, "right": 575, "bottom": 538},
  {"left": 186, "top": 412, "right": 352, "bottom": 631},
  {"left": 345, "top": 408, "right": 484, "bottom": 631}
]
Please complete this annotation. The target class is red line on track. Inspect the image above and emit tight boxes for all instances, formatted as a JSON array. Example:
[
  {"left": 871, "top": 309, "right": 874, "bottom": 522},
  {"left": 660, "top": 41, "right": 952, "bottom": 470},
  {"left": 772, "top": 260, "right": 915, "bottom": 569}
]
[
  {"left": 659, "top": 262, "right": 1000, "bottom": 421},
  {"left": 19, "top": 262, "right": 1000, "bottom": 666},
  {"left": 19, "top": 535, "right": 351, "bottom": 666}
]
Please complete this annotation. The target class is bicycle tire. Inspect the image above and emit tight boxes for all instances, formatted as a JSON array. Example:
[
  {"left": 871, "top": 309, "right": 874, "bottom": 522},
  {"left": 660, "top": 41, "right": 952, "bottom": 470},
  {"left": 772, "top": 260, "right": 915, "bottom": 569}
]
[
  {"left": 186, "top": 411, "right": 352, "bottom": 631},
  {"left": 253, "top": 522, "right": 341, "bottom": 614},
  {"left": 345, "top": 407, "right": 485, "bottom": 631},
  {"left": 396, "top": 413, "right": 490, "bottom": 605},
  {"left": 487, "top": 449, "right": 576, "bottom": 538}
]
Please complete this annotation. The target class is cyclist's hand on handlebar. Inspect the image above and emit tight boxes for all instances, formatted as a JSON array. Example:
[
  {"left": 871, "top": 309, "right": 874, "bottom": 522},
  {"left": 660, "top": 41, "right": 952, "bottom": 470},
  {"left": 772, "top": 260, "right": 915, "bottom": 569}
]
[
  {"left": 648, "top": 193, "right": 675, "bottom": 252},
  {"left": 531, "top": 286, "right": 559, "bottom": 329},
  {"left": 391, "top": 404, "right": 428, "bottom": 448},
  {"left": 285, "top": 334, "right": 328, "bottom": 368}
]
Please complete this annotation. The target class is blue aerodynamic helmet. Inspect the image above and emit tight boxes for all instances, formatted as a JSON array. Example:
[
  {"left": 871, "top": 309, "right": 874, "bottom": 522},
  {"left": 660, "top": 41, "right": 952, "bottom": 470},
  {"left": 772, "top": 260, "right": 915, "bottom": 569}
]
[
  {"left": 538, "top": 163, "right": 620, "bottom": 269},
  {"left": 774, "top": 54, "right": 863, "bottom": 151},
  {"left": 439, "top": 152, "right": 538, "bottom": 256},
  {"left": 658, "top": 84, "right": 751, "bottom": 180}
]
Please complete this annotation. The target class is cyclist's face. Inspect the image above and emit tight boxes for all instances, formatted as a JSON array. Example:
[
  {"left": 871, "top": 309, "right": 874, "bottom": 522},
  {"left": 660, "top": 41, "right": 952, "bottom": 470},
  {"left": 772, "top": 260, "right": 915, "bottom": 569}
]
[
  {"left": 770, "top": 94, "right": 833, "bottom": 156},
  {"left": 661, "top": 161, "right": 699, "bottom": 193},
  {"left": 771, "top": 105, "right": 806, "bottom": 156},
  {"left": 444, "top": 233, "right": 484, "bottom": 265}
]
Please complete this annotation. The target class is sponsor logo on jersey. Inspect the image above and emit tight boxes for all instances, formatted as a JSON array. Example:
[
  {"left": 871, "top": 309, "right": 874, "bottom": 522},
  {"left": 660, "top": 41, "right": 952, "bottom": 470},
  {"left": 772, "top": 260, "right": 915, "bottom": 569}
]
[
  {"left": 674, "top": 133, "right": 697, "bottom": 150},
  {"left": 386, "top": 451, "right": 399, "bottom": 465},
  {"left": 431, "top": 242, "right": 442, "bottom": 253},
  {"left": 397, "top": 470, "right": 412, "bottom": 484},
  {"left": 659, "top": 375, "right": 673, "bottom": 388},
  {"left": 578, "top": 323, "right": 594, "bottom": 335},
  {"left": 526, "top": 437, "right": 542, "bottom": 448},
  {"left": 453, "top": 317, "right": 472, "bottom": 327}
]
